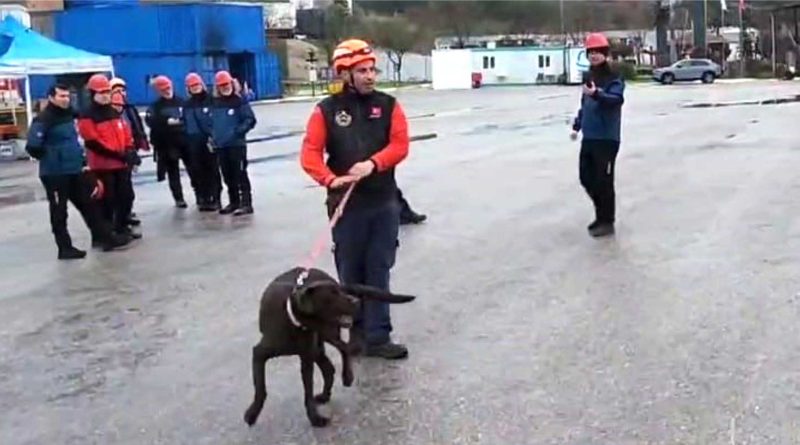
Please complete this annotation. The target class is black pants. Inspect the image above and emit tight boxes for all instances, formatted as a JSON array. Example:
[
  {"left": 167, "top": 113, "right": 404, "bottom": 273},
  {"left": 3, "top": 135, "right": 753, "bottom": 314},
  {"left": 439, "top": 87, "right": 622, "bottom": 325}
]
[
  {"left": 40, "top": 174, "right": 112, "bottom": 252},
  {"left": 189, "top": 138, "right": 222, "bottom": 204},
  {"left": 333, "top": 200, "right": 400, "bottom": 346},
  {"left": 397, "top": 188, "right": 413, "bottom": 218},
  {"left": 218, "top": 146, "right": 251, "bottom": 207},
  {"left": 156, "top": 144, "right": 196, "bottom": 202},
  {"left": 95, "top": 169, "right": 134, "bottom": 232},
  {"left": 579, "top": 139, "right": 620, "bottom": 224}
]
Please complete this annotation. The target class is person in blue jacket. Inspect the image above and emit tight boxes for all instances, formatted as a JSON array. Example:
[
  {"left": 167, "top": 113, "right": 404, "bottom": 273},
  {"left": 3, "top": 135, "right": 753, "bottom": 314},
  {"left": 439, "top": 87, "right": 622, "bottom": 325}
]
[
  {"left": 571, "top": 32, "right": 625, "bottom": 238},
  {"left": 184, "top": 72, "right": 221, "bottom": 212},
  {"left": 211, "top": 70, "right": 257, "bottom": 216},
  {"left": 25, "top": 83, "right": 130, "bottom": 259}
]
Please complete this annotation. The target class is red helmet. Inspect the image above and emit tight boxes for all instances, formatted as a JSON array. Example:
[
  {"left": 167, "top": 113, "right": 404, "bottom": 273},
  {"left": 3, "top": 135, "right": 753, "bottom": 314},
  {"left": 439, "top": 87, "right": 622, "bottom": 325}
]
[
  {"left": 214, "top": 70, "right": 233, "bottom": 86},
  {"left": 152, "top": 75, "right": 172, "bottom": 91},
  {"left": 185, "top": 72, "right": 204, "bottom": 88},
  {"left": 87, "top": 74, "right": 111, "bottom": 92},
  {"left": 585, "top": 33, "right": 610, "bottom": 50},
  {"left": 332, "top": 39, "right": 376, "bottom": 73}
]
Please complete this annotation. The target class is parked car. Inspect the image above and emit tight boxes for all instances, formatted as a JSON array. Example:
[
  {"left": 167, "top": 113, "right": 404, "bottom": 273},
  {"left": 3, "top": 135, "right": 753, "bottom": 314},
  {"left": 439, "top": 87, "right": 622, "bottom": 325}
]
[{"left": 653, "top": 59, "right": 723, "bottom": 84}]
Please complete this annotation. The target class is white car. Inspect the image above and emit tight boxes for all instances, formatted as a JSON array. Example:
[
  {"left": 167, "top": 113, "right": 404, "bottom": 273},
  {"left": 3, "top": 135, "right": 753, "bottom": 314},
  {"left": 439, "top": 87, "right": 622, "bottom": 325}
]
[{"left": 653, "top": 59, "right": 723, "bottom": 84}]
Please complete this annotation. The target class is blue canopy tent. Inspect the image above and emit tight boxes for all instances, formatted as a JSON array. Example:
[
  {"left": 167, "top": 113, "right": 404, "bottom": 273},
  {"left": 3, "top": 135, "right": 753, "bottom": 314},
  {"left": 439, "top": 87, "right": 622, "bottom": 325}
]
[{"left": 0, "top": 16, "right": 113, "bottom": 126}]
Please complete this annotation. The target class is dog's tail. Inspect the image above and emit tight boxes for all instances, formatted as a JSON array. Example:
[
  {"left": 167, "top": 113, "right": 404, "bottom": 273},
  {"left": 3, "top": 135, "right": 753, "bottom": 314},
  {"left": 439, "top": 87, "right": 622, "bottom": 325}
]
[{"left": 343, "top": 284, "right": 416, "bottom": 303}]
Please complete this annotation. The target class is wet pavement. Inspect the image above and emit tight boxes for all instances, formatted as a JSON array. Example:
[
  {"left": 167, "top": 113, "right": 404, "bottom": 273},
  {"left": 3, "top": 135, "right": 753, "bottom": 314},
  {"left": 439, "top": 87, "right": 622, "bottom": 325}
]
[{"left": 2, "top": 80, "right": 800, "bottom": 444}]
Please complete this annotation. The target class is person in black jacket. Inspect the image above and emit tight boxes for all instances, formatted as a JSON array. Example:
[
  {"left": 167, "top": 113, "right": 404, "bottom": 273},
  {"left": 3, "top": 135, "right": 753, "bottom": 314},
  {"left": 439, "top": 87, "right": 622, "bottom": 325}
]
[
  {"left": 145, "top": 75, "right": 196, "bottom": 208},
  {"left": 25, "top": 83, "right": 130, "bottom": 259},
  {"left": 184, "top": 72, "right": 221, "bottom": 212},
  {"left": 111, "top": 77, "right": 148, "bottom": 226},
  {"left": 211, "top": 70, "right": 257, "bottom": 215}
]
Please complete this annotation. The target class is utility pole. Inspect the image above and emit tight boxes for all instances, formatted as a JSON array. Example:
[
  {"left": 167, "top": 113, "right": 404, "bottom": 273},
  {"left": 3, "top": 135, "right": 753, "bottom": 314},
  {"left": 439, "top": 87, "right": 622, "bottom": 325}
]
[
  {"left": 306, "top": 49, "right": 318, "bottom": 97},
  {"left": 739, "top": 0, "right": 745, "bottom": 77},
  {"left": 560, "top": 0, "right": 567, "bottom": 84}
]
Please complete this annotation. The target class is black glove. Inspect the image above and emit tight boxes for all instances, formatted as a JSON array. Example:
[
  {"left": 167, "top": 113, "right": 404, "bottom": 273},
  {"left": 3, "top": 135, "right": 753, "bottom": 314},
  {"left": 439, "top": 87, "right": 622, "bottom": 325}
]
[{"left": 124, "top": 150, "right": 141, "bottom": 167}]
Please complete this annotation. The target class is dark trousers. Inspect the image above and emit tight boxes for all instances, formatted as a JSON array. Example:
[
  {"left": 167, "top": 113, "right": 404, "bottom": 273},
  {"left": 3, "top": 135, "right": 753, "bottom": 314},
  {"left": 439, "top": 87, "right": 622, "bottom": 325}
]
[
  {"left": 218, "top": 146, "right": 251, "bottom": 207},
  {"left": 579, "top": 139, "right": 620, "bottom": 224},
  {"left": 156, "top": 144, "right": 196, "bottom": 202},
  {"left": 189, "top": 139, "right": 222, "bottom": 204},
  {"left": 333, "top": 200, "right": 400, "bottom": 346},
  {"left": 397, "top": 188, "right": 414, "bottom": 218},
  {"left": 40, "top": 174, "right": 112, "bottom": 252},
  {"left": 95, "top": 169, "right": 134, "bottom": 232}
]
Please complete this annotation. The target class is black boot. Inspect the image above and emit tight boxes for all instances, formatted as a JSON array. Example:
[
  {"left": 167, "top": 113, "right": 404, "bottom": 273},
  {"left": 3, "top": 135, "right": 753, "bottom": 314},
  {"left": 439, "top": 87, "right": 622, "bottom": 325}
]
[
  {"left": 400, "top": 210, "right": 427, "bottom": 225},
  {"left": 175, "top": 199, "right": 188, "bottom": 209},
  {"left": 365, "top": 341, "right": 409, "bottom": 360},
  {"left": 101, "top": 233, "right": 132, "bottom": 251},
  {"left": 220, "top": 203, "right": 238, "bottom": 215},
  {"left": 58, "top": 246, "right": 87, "bottom": 260},
  {"left": 233, "top": 202, "right": 254, "bottom": 216},
  {"left": 589, "top": 223, "right": 615, "bottom": 238}
]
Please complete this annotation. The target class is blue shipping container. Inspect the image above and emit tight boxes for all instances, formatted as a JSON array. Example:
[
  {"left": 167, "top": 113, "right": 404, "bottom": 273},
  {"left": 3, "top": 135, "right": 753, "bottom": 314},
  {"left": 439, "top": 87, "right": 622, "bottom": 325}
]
[
  {"left": 65, "top": 0, "right": 139, "bottom": 8},
  {"left": 54, "top": 3, "right": 266, "bottom": 56},
  {"left": 113, "top": 54, "right": 230, "bottom": 106},
  {"left": 254, "top": 51, "right": 282, "bottom": 100}
]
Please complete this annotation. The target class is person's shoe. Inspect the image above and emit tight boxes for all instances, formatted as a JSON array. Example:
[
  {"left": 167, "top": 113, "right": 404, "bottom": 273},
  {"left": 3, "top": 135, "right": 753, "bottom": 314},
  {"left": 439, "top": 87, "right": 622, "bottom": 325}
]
[
  {"left": 233, "top": 205, "right": 254, "bottom": 216},
  {"left": 400, "top": 211, "right": 427, "bottom": 225},
  {"left": 126, "top": 216, "right": 141, "bottom": 227},
  {"left": 58, "top": 247, "right": 86, "bottom": 260},
  {"left": 119, "top": 227, "right": 142, "bottom": 240},
  {"left": 175, "top": 199, "right": 188, "bottom": 209},
  {"left": 219, "top": 203, "right": 238, "bottom": 215},
  {"left": 102, "top": 233, "right": 132, "bottom": 252},
  {"left": 587, "top": 220, "right": 600, "bottom": 231},
  {"left": 365, "top": 341, "right": 408, "bottom": 360},
  {"left": 589, "top": 223, "right": 615, "bottom": 238}
]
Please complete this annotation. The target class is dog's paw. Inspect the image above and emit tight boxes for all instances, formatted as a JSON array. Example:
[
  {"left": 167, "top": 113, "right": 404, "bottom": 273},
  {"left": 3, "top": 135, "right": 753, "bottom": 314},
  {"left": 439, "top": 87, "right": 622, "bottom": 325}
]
[
  {"left": 342, "top": 369, "right": 354, "bottom": 387},
  {"left": 314, "top": 392, "right": 331, "bottom": 404},
  {"left": 243, "top": 405, "right": 262, "bottom": 426},
  {"left": 308, "top": 414, "right": 330, "bottom": 428}
]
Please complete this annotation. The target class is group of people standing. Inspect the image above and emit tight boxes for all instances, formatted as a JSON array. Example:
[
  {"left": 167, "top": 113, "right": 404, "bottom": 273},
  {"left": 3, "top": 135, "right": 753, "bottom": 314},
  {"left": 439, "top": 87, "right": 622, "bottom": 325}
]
[
  {"left": 26, "top": 69, "right": 258, "bottom": 259},
  {"left": 146, "top": 72, "right": 256, "bottom": 214}
]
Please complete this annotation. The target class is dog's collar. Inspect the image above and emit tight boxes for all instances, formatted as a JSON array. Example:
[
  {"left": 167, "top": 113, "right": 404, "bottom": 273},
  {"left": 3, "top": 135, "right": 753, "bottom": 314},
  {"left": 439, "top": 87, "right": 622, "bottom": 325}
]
[{"left": 286, "top": 297, "right": 306, "bottom": 330}]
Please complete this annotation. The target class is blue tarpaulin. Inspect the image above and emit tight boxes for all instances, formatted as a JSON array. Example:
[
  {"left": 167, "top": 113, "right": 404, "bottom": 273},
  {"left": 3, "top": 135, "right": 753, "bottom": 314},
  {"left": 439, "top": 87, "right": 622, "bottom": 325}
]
[
  {"left": 0, "top": 16, "right": 113, "bottom": 126},
  {"left": 0, "top": 16, "right": 112, "bottom": 75}
]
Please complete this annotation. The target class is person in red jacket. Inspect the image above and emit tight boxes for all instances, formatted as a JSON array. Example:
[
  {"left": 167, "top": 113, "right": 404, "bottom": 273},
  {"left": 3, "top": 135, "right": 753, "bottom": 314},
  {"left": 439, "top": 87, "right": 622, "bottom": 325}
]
[
  {"left": 300, "top": 38, "right": 411, "bottom": 360},
  {"left": 78, "top": 74, "right": 141, "bottom": 241}
]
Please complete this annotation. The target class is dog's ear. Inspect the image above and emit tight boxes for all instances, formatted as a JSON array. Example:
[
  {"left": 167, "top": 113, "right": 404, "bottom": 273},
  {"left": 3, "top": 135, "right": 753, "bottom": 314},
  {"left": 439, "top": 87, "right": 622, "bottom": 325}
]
[{"left": 342, "top": 284, "right": 416, "bottom": 303}]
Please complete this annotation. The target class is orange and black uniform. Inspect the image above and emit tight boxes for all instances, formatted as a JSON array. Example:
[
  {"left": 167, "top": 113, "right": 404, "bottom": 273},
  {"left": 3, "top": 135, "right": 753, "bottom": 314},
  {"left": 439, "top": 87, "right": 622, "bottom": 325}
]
[
  {"left": 78, "top": 102, "right": 136, "bottom": 233},
  {"left": 300, "top": 87, "right": 409, "bottom": 346}
]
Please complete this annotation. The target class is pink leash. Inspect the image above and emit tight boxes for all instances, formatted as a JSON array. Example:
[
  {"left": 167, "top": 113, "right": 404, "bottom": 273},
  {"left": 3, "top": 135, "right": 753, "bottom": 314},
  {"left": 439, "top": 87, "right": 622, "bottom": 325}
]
[{"left": 295, "top": 181, "right": 358, "bottom": 285}]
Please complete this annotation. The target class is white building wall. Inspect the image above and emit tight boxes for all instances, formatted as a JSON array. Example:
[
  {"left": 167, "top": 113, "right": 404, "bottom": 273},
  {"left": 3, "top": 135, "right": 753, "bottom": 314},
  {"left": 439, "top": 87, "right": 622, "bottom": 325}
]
[{"left": 431, "top": 49, "right": 472, "bottom": 90}]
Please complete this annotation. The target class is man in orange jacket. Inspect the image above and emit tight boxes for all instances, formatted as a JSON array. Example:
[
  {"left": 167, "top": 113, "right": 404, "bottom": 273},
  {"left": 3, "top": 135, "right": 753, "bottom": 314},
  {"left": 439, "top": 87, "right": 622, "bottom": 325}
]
[
  {"left": 300, "top": 38, "right": 410, "bottom": 360},
  {"left": 78, "top": 74, "right": 141, "bottom": 241}
]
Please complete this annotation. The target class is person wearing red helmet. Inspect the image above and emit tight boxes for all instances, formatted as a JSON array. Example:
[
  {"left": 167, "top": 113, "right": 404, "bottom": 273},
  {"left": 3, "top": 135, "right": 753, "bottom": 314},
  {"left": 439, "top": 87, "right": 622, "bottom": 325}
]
[
  {"left": 78, "top": 74, "right": 141, "bottom": 242},
  {"left": 571, "top": 32, "right": 625, "bottom": 238},
  {"left": 145, "top": 75, "right": 197, "bottom": 208},
  {"left": 183, "top": 72, "right": 221, "bottom": 211},
  {"left": 211, "top": 70, "right": 256, "bottom": 215},
  {"left": 300, "top": 38, "right": 411, "bottom": 360}
]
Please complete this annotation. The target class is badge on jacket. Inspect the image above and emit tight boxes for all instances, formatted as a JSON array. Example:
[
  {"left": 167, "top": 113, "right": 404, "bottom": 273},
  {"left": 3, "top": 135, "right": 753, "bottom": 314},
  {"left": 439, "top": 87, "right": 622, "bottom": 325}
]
[
  {"left": 227, "top": 109, "right": 235, "bottom": 116},
  {"left": 369, "top": 106, "right": 382, "bottom": 119},
  {"left": 335, "top": 110, "right": 352, "bottom": 127}
]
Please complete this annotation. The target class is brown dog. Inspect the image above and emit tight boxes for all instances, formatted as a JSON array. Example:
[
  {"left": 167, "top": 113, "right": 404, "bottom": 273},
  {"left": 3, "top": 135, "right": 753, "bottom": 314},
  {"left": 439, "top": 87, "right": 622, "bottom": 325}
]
[{"left": 243, "top": 267, "right": 416, "bottom": 427}]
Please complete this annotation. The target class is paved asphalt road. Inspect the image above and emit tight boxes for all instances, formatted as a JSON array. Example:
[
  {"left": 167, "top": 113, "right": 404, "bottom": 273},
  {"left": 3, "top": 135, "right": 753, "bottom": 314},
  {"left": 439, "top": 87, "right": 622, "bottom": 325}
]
[{"left": 1, "top": 80, "right": 799, "bottom": 444}]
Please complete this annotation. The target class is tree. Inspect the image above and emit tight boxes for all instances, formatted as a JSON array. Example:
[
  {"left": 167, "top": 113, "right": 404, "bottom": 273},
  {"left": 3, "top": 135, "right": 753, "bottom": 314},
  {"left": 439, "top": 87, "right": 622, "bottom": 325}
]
[
  {"left": 315, "top": 2, "right": 360, "bottom": 67},
  {"left": 361, "top": 15, "right": 425, "bottom": 83}
]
